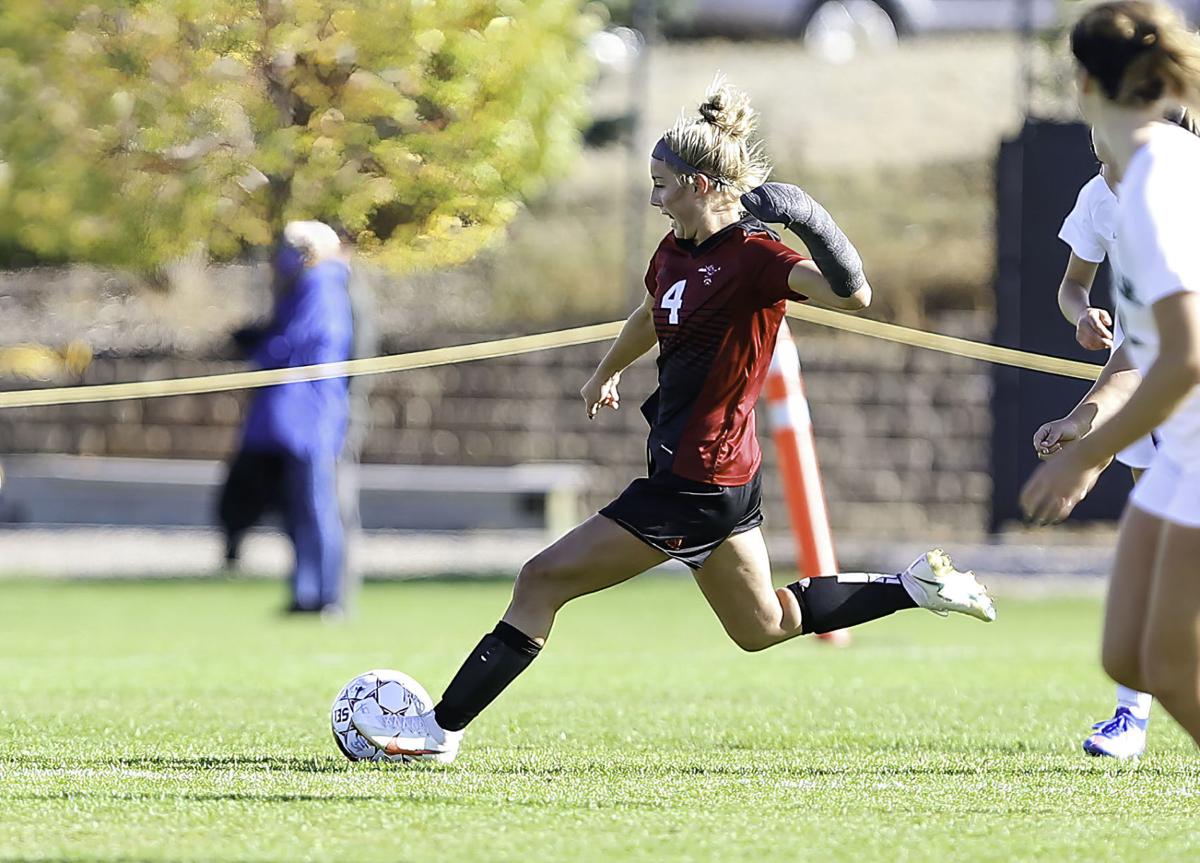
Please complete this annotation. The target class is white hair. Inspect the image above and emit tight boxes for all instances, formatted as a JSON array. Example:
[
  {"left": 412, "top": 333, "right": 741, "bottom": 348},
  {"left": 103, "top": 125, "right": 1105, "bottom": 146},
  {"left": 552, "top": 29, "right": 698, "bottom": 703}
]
[{"left": 282, "top": 220, "right": 341, "bottom": 264}]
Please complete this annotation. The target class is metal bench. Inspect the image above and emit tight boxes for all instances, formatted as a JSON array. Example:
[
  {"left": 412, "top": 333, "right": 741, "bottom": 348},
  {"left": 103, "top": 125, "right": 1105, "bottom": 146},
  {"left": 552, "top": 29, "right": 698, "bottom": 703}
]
[{"left": 0, "top": 454, "right": 591, "bottom": 537}]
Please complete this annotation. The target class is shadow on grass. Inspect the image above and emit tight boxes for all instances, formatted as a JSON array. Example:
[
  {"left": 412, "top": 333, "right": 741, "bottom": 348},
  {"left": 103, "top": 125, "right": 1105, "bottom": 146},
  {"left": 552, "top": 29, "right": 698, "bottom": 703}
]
[
  {"left": 482, "top": 757, "right": 1178, "bottom": 780},
  {"left": 2, "top": 754, "right": 352, "bottom": 773},
  {"left": 4, "top": 751, "right": 1181, "bottom": 785},
  {"left": 5, "top": 791, "right": 415, "bottom": 804}
]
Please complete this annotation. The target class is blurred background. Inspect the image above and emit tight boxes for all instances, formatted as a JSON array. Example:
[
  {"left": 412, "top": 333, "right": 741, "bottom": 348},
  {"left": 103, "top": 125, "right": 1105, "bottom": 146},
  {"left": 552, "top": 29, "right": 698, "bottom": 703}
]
[{"left": 0, "top": 0, "right": 1172, "bottom": 585}]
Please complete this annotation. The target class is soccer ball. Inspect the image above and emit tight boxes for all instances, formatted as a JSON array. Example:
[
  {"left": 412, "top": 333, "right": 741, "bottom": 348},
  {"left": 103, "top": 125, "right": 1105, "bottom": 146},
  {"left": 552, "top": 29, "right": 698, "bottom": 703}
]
[{"left": 330, "top": 669, "right": 433, "bottom": 763}]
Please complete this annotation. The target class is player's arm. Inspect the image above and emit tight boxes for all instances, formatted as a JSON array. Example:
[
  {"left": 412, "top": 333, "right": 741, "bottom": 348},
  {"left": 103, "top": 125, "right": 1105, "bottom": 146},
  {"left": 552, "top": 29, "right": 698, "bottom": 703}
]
[
  {"left": 741, "top": 182, "right": 871, "bottom": 311},
  {"left": 581, "top": 290, "right": 657, "bottom": 419},
  {"left": 1033, "top": 342, "right": 1140, "bottom": 458},
  {"left": 1072, "top": 292, "right": 1200, "bottom": 465},
  {"left": 786, "top": 259, "right": 872, "bottom": 312},
  {"left": 1021, "top": 295, "right": 1200, "bottom": 524},
  {"left": 1058, "top": 254, "right": 1113, "bottom": 350}
]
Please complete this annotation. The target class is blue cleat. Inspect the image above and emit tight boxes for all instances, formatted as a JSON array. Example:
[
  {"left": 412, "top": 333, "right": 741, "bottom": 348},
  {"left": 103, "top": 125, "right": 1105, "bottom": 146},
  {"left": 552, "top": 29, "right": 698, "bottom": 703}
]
[{"left": 1083, "top": 707, "right": 1147, "bottom": 760}]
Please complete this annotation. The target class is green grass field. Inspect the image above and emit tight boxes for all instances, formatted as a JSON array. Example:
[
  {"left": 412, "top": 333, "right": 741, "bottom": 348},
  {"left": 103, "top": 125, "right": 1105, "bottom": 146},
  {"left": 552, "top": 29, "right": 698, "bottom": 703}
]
[{"left": 1, "top": 576, "right": 1197, "bottom": 862}]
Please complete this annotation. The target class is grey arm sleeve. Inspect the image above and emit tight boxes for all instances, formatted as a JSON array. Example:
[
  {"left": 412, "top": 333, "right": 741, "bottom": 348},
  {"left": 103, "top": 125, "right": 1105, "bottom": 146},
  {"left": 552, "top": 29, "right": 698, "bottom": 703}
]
[{"left": 786, "top": 193, "right": 866, "bottom": 299}]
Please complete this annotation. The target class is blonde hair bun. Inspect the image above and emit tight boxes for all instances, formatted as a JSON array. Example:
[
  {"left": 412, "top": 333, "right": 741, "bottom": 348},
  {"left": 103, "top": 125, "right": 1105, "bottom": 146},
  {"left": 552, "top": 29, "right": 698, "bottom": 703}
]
[
  {"left": 660, "top": 74, "right": 771, "bottom": 194},
  {"left": 697, "top": 78, "right": 758, "bottom": 141}
]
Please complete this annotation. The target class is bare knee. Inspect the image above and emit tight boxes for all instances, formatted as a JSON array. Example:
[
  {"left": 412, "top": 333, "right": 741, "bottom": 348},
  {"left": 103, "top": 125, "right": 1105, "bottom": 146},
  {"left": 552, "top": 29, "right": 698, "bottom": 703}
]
[
  {"left": 512, "top": 551, "right": 578, "bottom": 610},
  {"left": 725, "top": 590, "right": 803, "bottom": 652},
  {"left": 724, "top": 617, "right": 787, "bottom": 652},
  {"left": 729, "top": 630, "right": 775, "bottom": 653}
]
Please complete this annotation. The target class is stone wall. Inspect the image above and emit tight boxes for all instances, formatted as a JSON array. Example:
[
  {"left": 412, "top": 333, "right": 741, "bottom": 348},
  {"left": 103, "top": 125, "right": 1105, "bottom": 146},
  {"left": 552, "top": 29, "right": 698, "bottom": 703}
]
[{"left": 0, "top": 312, "right": 993, "bottom": 539}]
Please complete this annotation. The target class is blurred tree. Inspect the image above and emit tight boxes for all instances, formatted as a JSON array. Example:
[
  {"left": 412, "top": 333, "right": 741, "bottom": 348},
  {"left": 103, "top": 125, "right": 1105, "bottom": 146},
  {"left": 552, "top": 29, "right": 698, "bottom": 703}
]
[
  {"left": 596, "top": 0, "right": 687, "bottom": 34},
  {"left": 0, "top": 0, "right": 596, "bottom": 272}
]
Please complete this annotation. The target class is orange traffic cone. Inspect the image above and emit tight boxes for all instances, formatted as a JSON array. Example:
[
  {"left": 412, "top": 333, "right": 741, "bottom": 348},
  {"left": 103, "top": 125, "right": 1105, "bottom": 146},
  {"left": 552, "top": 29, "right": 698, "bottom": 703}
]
[{"left": 765, "top": 322, "right": 850, "bottom": 646}]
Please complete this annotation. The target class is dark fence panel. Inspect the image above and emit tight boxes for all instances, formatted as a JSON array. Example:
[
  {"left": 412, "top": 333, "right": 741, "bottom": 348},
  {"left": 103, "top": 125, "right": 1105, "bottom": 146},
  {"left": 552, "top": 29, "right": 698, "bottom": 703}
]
[{"left": 991, "top": 119, "right": 1132, "bottom": 529}]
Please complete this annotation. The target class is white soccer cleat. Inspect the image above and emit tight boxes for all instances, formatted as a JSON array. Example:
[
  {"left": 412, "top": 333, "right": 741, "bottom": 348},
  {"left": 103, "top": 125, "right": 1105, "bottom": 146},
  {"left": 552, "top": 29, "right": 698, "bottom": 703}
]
[
  {"left": 900, "top": 548, "right": 996, "bottom": 622},
  {"left": 1083, "top": 708, "right": 1147, "bottom": 760},
  {"left": 351, "top": 700, "right": 463, "bottom": 764}
]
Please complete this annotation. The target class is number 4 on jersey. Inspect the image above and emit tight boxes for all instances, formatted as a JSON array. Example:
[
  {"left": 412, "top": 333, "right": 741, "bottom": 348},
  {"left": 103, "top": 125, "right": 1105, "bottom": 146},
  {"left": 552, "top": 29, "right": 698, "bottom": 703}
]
[{"left": 661, "top": 279, "right": 686, "bottom": 325}]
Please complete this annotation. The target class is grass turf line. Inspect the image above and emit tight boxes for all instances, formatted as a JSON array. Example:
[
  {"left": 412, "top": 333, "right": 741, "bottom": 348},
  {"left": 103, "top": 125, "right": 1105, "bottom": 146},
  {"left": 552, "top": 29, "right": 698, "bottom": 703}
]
[{"left": 1, "top": 577, "right": 1197, "bottom": 862}]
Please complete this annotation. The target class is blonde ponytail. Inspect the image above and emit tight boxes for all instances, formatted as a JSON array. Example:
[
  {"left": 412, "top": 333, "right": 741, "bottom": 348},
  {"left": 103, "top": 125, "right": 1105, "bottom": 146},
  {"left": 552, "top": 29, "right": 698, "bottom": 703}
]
[{"left": 659, "top": 75, "right": 771, "bottom": 194}]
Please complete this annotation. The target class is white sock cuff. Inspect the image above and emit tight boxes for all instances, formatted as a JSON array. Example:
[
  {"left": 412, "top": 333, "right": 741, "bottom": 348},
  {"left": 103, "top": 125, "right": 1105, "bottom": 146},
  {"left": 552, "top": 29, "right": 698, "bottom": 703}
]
[{"left": 1116, "top": 685, "right": 1153, "bottom": 720}]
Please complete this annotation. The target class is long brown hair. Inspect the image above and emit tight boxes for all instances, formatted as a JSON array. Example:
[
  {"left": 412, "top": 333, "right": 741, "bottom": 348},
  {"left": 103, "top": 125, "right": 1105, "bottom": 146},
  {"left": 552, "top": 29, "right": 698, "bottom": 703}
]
[{"left": 1071, "top": 1, "right": 1200, "bottom": 108}]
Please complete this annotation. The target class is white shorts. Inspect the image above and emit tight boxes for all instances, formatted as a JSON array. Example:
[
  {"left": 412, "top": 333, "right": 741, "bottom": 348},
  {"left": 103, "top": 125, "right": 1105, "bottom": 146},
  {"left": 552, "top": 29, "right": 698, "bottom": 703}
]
[
  {"left": 1116, "top": 434, "right": 1158, "bottom": 471},
  {"left": 1129, "top": 450, "right": 1200, "bottom": 527}
]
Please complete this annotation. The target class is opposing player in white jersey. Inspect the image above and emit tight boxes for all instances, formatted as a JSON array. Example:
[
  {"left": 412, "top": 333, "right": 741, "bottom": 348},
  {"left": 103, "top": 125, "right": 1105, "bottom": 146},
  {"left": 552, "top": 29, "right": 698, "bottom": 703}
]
[
  {"left": 1038, "top": 127, "right": 1164, "bottom": 757},
  {"left": 1023, "top": 0, "right": 1200, "bottom": 750}
]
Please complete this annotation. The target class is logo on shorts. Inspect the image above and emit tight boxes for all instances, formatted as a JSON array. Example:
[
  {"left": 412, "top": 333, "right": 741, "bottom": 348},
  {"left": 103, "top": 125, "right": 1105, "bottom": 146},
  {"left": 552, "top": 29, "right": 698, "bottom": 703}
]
[{"left": 665, "top": 537, "right": 685, "bottom": 550}]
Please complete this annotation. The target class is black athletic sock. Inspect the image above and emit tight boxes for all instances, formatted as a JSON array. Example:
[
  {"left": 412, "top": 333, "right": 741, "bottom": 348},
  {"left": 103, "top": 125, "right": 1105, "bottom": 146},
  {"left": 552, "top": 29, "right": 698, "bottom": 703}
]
[
  {"left": 788, "top": 573, "right": 917, "bottom": 635},
  {"left": 433, "top": 621, "right": 542, "bottom": 732}
]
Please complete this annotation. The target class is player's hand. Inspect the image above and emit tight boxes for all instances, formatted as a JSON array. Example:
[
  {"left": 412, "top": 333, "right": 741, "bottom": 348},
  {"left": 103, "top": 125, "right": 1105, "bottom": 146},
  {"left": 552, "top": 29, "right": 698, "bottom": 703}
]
[
  {"left": 1076, "top": 307, "right": 1114, "bottom": 350},
  {"left": 1019, "top": 446, "right": 1109, "bottom": 525},
  {"left": 740, "top": 182, "right": 811, "bottom": 226},
  {"left": 1033, "top": 416, "right": 1087, "bottom": 459},
  {"left": 581, "top": 371, "right": 620, "bottom": 420}
]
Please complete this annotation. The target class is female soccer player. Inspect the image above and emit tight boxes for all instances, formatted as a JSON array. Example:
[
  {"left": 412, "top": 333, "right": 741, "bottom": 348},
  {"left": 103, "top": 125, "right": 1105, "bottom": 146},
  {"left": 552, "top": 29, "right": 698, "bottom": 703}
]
[
  {"left": 1043, "top": 127, "right": 1158, "bottom": 757},
  {"left": 355, "top": 79, "right": 995, "bottom": 762},
  {"left": 1037, "top": 109, "right": 1196, "bottom": 758},
  {"left": 1022, "top": 0, "right": 1200, "bottom": 749}
]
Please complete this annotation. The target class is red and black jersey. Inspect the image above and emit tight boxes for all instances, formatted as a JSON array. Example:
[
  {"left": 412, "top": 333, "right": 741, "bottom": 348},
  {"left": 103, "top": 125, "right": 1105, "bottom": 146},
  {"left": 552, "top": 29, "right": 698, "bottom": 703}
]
[{"left": 641, "top": 216, "right": 807, "bottom": 486}]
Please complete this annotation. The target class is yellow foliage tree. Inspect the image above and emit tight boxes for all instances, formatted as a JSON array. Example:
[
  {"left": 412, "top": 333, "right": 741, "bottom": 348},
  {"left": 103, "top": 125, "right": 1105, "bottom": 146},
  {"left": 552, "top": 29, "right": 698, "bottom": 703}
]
[{"left": 0, "top": 0, "right": 596, "bottom": 272}]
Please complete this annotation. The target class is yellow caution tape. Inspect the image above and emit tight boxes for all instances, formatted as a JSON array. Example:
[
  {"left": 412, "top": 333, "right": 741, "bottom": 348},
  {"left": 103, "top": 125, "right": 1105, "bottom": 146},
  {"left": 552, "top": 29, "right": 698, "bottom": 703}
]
[
  {"left": 785, "top": 305, "right": 1104, "bottom": 381},
  {"left": 0, "top": 322, "right": 623, "bottom": 409},
  {"left": 0, "top": 304, "right": 1103, "bottom": 410}
]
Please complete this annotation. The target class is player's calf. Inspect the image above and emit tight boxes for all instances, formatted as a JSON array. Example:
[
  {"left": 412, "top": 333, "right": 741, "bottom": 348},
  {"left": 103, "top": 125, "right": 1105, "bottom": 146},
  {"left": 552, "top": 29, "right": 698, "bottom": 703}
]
[{"left": 784, "top": 549, "right": 995, "bottom": 636}]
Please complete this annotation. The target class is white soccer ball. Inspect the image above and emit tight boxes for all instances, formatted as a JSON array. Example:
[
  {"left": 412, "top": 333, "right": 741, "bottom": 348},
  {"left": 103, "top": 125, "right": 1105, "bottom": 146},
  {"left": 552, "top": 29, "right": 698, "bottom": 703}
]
[{"left": 330, "top": 669, "right": 433, "bottom": 763}]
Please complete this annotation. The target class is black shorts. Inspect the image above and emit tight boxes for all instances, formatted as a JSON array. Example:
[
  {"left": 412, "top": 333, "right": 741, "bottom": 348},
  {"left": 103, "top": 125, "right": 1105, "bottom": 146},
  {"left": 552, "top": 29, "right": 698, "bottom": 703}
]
[{"left": 599, "top": 468, "right": 763, "bottom": 570}]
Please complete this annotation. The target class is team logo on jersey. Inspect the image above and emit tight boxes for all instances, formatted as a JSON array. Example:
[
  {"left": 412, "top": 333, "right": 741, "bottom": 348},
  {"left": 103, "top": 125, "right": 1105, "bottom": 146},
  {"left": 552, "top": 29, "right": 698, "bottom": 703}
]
[
  {"left": 698, "top": 264, "right": 721, "bottom": 286},
  {"left": 1118, "top": 277, "right": 1142, "bottom": 307}
]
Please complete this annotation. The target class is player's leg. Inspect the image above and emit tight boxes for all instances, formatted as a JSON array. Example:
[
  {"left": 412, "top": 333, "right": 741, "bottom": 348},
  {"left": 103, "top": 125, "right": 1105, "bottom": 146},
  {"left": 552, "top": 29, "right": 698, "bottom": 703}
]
[
  {"left": 433, "top": 514, "right": 666, "bottom": 727},
  {"left": 1085, "top": 468, "right": 1156, "bottom": 758},
  {"left": 1140, "top": 520, "right": 1200, "bottom": 746},
  {"left": 690, "top": 527, "right": 803, "bottom": 651},
  {"left": 502, "top": 514, "right": 669, "bottom": 641},
  {"left": 1100, "top": 501, "right": 1165, "bottom": 693},
  {"left": 1116, "top": 469, "right": 1154, "bottom": 728},
  {"left": 351, "top": 513, "right": 667, "bottom": 758},
  {"left": 693, "top": 529, "right": 993, "bottom": 652}
]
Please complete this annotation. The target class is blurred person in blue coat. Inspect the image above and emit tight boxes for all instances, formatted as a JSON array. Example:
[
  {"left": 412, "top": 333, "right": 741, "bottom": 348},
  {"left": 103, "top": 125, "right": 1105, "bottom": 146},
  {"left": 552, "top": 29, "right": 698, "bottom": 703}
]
[{"left": 218, "top": 221, "right": 354, "bottom": 615}]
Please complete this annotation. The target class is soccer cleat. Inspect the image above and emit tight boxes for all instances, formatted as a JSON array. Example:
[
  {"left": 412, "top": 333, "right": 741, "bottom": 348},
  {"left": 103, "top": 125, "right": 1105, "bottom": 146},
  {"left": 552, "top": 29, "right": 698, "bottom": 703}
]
[
  {"left": 900, "top": 548, "right": 996, "bottom": 622},
  {"left": 1083, "top": 708, "right": 1147, "bottom": 759},
  {"left": 351, "top": 700, "right": 463, "bottom": 764}
]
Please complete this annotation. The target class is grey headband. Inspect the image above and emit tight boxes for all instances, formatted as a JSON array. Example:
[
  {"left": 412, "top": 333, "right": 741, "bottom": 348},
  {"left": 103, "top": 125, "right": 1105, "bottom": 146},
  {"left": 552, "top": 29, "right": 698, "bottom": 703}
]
[{"left": 652, "top": 137, "right": 724, "bottom": 186}]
